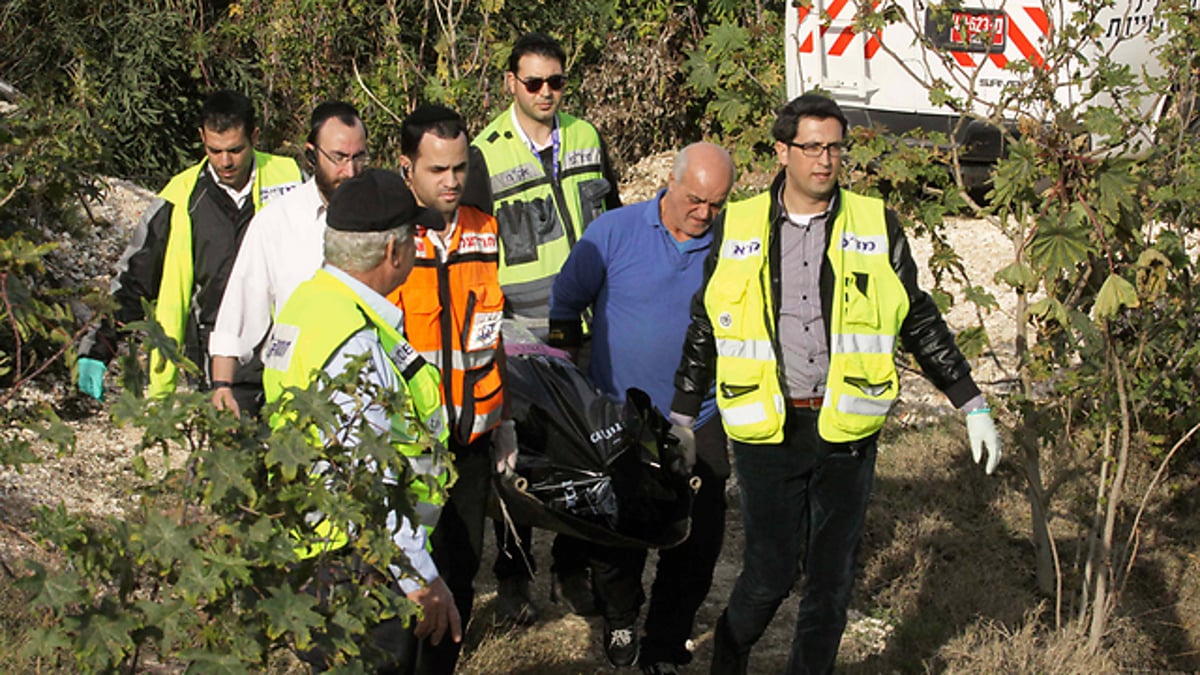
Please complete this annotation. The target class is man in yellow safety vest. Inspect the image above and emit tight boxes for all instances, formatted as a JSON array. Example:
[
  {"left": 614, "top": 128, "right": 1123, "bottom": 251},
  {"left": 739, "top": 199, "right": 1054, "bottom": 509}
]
[{"left": 670, "top": 93, "right": 1003, "bottom": 674}]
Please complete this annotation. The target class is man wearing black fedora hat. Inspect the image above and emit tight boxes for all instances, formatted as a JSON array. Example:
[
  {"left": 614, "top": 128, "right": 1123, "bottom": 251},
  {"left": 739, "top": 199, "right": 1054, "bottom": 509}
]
[{"left": 261, "top": 169, "right": 458, "bottom": 673}]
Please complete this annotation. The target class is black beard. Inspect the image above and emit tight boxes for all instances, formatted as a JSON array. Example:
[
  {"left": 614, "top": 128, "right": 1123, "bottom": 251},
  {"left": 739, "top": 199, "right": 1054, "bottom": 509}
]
[{"left": 315, "top": 167, "right": 338, "bottom": 202}]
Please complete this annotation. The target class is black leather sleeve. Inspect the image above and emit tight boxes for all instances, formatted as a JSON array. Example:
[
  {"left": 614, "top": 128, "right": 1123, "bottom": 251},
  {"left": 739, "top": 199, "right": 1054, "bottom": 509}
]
[
  {"left": 671, "top": 212, "right": 726, "bottom": 417},
  {"left": 888, "top": 210, "right": 980, "bottom": 407},
  {"left": 78, "top": 199, "right": 173, "bottom": 363}
]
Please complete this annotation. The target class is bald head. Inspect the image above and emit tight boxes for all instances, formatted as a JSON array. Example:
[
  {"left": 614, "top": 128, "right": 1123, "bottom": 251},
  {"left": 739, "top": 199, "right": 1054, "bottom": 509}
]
[{"left": 661, "top": 142, "right": 736, "bottom": 241}]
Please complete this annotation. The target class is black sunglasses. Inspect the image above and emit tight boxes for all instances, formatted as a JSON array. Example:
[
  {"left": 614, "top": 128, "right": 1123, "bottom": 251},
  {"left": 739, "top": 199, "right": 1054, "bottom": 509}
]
[{"left": 515, "top": 74, "right": 567, "bottom": 93}]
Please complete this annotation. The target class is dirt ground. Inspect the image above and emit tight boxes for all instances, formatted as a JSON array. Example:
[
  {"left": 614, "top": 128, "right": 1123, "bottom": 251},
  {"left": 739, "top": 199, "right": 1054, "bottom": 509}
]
[{"left": 3, "top": 156, "right": 1199, "bottom": 673}]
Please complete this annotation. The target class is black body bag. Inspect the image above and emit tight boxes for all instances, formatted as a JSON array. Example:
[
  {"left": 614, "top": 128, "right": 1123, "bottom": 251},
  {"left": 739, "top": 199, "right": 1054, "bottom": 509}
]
[{"left": 494, "top": 346, "right": 695, "bottom": 549}]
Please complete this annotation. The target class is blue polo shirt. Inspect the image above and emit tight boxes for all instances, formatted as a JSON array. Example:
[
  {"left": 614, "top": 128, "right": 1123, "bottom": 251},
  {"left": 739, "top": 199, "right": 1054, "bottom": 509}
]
[{"left": 550, "top": 190, "right": 718, "bottom": 427}]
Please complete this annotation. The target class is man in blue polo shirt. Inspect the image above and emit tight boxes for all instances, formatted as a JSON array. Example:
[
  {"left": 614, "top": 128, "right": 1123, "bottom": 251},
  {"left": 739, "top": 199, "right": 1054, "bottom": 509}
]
[{"left": 547, "top": 142, "right": 736, "bottom": 673}]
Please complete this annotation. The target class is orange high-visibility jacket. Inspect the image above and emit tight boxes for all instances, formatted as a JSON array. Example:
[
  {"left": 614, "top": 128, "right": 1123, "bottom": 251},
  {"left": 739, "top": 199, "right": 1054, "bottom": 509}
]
[{"left": 389, "top": 205, "right": 505, "bottom": 445}]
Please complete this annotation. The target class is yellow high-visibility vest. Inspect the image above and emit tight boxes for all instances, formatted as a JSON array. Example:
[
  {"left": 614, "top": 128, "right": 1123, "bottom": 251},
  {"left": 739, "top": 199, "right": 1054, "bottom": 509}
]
[
  {"left": 705, "top": 189, "right": 909, "bottom": 444},
  {"left": 262, "top": 269, "right": 450, "bottom": 558},
  {"left": 150, "top": 152, "right": 302, "bottom": 396}
]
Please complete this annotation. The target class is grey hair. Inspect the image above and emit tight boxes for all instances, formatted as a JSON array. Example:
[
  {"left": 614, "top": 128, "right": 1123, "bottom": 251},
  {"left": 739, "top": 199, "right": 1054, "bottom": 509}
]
[
  {"left": 324, "top": 225, "right": 412, "bottom": 273},
  {"left": 672, "top": 142, "right": 736, "bottom": 183}
]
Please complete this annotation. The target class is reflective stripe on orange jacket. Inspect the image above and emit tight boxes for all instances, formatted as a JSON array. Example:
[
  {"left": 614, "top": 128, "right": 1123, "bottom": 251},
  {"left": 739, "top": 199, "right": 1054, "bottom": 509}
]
[{"left": 388, "top": 205, "right": 505, "bottom": 445}]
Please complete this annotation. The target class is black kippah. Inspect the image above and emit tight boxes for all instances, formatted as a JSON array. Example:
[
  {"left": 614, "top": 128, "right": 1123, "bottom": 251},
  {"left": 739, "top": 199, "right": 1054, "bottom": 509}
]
[{"left": 326, "top": 169, "right": 443, "bottom": 232}]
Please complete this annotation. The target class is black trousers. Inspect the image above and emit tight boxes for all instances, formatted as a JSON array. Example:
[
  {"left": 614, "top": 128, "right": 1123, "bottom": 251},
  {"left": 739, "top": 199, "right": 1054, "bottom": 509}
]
[
  {"left": 416, "top": 435, "right": 492, "bottom": 675},
  {"left": 590, "top": 418, "right": 730, "bottom": 651},
  {"left": 297, "top": 558, "right": 420, "bottom": 674},
  {"left": 715, "top": 408, "right": 877, "bottom": 675}
]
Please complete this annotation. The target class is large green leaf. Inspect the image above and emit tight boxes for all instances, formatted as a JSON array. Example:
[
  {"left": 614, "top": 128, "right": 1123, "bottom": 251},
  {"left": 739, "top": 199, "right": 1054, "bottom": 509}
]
[
  {"left": 1092, "top": 272, "right": 1139, "bottom": 321},
  {"left": 1026, "top": 210, "right": 1094, "bottom": 276},
  {"left": 19, "top": 560, "right": 86, "bottom": 610},
  {"left": 995, "top": 261, "right": 1039, "bottom": 292},
  {"left": 1093, "top": 162, "right": 1137, "bottom": 223},
  {"left": 200, "top": 444, "right": 258, "bottom": 504},
  {"left": 963, "top": 284, "right": 999, "bottom": 310},
  {"left": 131, "top": 510, "right": 201, "bottom": 567},
  {"left": 72, "top": 602, "right": 140, "bottom": 669},
  {"left": 259, "top": 585, "right": 323, "bottom": 649},
  {"left": 954, "top": 325, "right": 990, "bottom": 359},
  {"left": 265, "top": 425, "right": 321, "bottom": 482}
]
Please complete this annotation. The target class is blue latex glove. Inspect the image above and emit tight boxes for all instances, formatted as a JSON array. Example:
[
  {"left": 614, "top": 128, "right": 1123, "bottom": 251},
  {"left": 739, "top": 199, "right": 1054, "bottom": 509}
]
[{"left": 77, "top": 357, "right": 107, "bottom": 401}]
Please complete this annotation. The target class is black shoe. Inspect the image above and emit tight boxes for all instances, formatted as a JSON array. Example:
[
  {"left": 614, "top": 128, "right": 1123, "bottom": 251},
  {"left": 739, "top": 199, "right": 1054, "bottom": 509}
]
[
  {"left": 550, "top": 569, "right": 598, "bottom": 616},
  {"left": 640, "top": 661, "right": 680, "bottom": 674},
  {"left": 495, "top": 576, "right": 539, "bottom": 626},
  {"left": 604, "top": 621, "right": 640, "bottom": 668}
]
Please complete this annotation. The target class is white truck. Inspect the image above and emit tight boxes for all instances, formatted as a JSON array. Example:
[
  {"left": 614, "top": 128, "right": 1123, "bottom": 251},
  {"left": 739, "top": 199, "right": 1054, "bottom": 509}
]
[{"left": 784, "top": 0, "right": 1188, "bottom": 179}]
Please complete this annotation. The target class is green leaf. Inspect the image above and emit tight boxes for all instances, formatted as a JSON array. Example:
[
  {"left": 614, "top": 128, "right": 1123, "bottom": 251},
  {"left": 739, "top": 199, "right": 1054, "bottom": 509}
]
[
  {"left": 704, "top": 22, "right": 749, "bottom": 57},
  {"left": 1026, "top": 211, "right": 1094, "bottom": 276},
  {"left": 265, "top": 425, "right": 321, "bottom": 482},
  {"left": 994, "top": 261, "right": 1039, "bottom": 292},
  {"left": 1092, "top": 273, "right": 1139, "bottom": 321},
  {"left": 131, "top": 510, "right": 200, "bottom": 567},
  {"left": 929, "top": 288, "right": 952, "bottom": 315},
  {"left": 73, "top": 603, "right": 140, "bottom": 668},
  {"left": 954, "top": 325, "right": 990, "bottom": 359},
  {"left": 963, "top": 284, "right": 999, "bottom": 310},
  {"left": 200, "top": 444, "right": 258, "bottom": 504},
  {"left": 1028, "top": 297, "right": 1071, "bottom": 326},
  {"left": 259, "top": 585, "right": 323, "bottom": 649},
  {"left": 1094, "top": 164, "right": 1137, "bottom": 222},
  {"left": 19, "top": 561, "right": 86, "bottom": 610}
]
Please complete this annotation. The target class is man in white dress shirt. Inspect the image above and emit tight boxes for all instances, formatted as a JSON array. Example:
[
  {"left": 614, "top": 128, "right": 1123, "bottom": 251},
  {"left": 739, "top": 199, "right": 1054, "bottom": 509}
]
[{"left": 208, "top": 101, "right": 369, "bottom": 416}]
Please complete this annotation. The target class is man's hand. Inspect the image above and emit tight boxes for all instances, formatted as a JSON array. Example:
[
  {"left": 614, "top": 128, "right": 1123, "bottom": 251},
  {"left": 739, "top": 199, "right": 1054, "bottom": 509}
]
[
  {"left": 966, "top": 408, "right": 1001, "bottom": 475},
  {"left": 407, "top": 577, "right": 461, "bottom": 646},
  {"left": 76, "top": 357, "right": 107, "bottom": 401},
  {"left": 210, "top": 386, "right": 241, "bottom": 417},
  {"left": 493, "top": 419, "right": 518, "bottom": 474}
]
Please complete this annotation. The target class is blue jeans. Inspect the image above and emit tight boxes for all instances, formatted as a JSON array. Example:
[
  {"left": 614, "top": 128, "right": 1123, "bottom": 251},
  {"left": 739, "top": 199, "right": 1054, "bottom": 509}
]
[{"left": 718, "top": 409, "right": 877, "bottom": 675}]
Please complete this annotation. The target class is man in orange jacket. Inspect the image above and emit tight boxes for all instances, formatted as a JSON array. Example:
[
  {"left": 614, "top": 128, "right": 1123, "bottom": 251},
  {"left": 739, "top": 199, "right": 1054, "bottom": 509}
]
[{"left": 388, "top": 104, "right": 513, "bottom": 674}]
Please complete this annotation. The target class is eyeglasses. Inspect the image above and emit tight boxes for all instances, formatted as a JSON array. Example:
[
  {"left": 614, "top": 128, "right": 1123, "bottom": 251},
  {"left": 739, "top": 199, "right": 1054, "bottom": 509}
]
[
  {"left": 785, "top": 140, "right": 847, "bottom": 158},
  {"left": 515, "top": 74, "right": 567, "bottom": 93},
  {"left": 315, "top": 145, "right": 370, "bottom": 168}
]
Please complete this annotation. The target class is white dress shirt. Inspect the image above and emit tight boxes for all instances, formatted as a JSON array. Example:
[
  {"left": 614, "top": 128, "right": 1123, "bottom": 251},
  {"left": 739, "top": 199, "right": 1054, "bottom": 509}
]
[{"left": 209, "top": 178, "right": 327, "bottom": 362}]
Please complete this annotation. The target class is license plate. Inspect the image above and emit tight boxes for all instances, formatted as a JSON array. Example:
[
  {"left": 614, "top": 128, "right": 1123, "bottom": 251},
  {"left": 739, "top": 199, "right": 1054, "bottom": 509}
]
[{"left": 926, "top": 8, "right": 1006, "bottom": 53}]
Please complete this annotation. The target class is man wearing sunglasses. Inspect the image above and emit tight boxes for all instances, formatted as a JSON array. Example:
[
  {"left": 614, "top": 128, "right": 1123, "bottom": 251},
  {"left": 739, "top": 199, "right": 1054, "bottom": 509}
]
[
  {"left": 463, "top": 31, "right": 622, "bottom": 628},
  {"left": 669, "top": 93, "right": 1003, "bottom": 674},
  {"left": 208, "top": 101, "right": 369, "bottom": 417},
  {"left": 76, "top": 90, "right": 303, "bottom": 408}
]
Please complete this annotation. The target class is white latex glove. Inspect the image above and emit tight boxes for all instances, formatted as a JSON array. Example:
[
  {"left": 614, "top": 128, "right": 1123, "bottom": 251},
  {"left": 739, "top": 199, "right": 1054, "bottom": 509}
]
[
  {"left": 669, "top": 424, "right": 697, "bottom": 473},
  {"left": 493, "top": 419, "right": 518, "bottom": 474},
  {"left": 966, "top": 408, "right": 1001, "bottom": 475},
  {"left": 667, "top": 410, "right": 695, "bottom": 430}
]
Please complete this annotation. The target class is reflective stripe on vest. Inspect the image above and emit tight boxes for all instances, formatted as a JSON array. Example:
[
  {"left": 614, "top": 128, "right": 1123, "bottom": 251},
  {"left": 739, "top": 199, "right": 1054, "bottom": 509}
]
[
  {"left": 706, "top": 189, "right": 908, "bottom": 444},
  {"left": 262, "top": 269, "right": 450, "bottom": 558},
  {"left": 387, "top": 206, "right": 505, "bottom": 445},
  {"left": 149, "top": 152, "right": 302, "bottom": 397},
  {"left": 820, "top": 191, "right": 909, "bottom": 442},
  {"left": 472, "top": 109, "right": 607, "bottom": 315}
]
